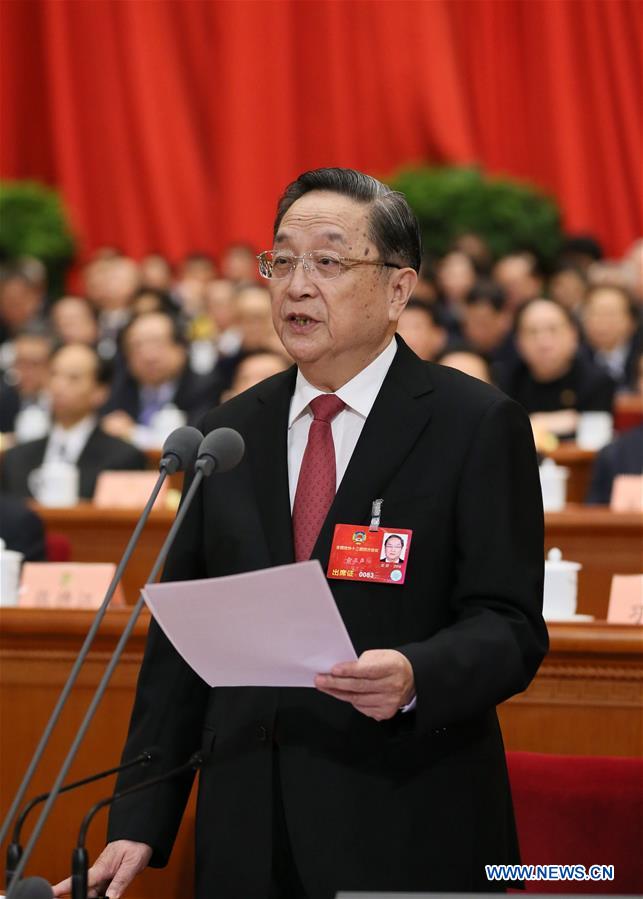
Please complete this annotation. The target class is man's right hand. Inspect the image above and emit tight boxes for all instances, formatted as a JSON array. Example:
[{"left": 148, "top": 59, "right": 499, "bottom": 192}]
[{"left": 52, "top": 840, "right": 152, "bottom": 898}]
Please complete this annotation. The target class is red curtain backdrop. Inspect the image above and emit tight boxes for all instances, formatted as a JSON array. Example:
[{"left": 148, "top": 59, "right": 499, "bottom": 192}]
[{"left": 1, "top": 0, "right": 641, "bottom": 263}]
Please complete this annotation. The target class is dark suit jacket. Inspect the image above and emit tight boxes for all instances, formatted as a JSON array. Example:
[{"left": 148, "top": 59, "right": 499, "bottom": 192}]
[
  {"left": 500, "top": 352, "right": 616, "bottom": 415},
  {"left": 108, "top": 338, "right": 547, "bottom": 898},
  {"left": 102, "top": 364, "right": 221, "bottom": 426},
  {"left": 0, "top": 495, "right": 45, "bottom": 560},
  {"left": 586, "top": 424, "right": 643, "bottom": 504},
  {"left": 0, "top": 426, "right": 147, "bottom": 500}
]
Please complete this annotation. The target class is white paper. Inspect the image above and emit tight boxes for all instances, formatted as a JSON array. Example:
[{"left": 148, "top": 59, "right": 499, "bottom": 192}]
[{"left": 142, "top": 560, "right": 357, "bottom": 687}]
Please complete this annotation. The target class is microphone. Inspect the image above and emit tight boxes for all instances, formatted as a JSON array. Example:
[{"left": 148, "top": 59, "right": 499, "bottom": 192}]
[
  {"left": 5, "top": 750, "right": 157, "bottom": 889},
  {"left": 6, "top": 428, "right": 245, "bottom": 895},
  {"left": 70, "top": 751, "right": 209, "bottom": 899},
  {"left": 0, "top": 426, "right": 202, "bottom": 854},
  {"left": 7, "top": 877, "right": 53, "bottom": 898},
  {"left": 195, "top": 427, "right": 245, "bottom": 476}
]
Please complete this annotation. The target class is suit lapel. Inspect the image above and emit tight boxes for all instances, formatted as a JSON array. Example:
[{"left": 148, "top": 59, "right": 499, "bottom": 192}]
[
  {"left": 311, "top": 339, "right": 435, "bottom": 564},
  {"left": 243, "top": 367, "right": 297, "bottom": 566}
]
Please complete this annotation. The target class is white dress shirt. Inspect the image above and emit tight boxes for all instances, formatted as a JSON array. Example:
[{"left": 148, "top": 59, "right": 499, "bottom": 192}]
[
  {"left": 43, "top": 415, "right": 97, "bottom": 464},
  {"left": 287, "top": 337, "right": 397, "bottom": 507},
  {"left": 287, "top": 337, "right": 416, "bottom": 710}
]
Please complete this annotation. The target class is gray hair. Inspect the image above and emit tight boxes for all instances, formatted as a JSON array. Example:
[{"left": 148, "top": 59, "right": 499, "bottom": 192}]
[{"left": 273, "top": 168, "right": 421, "bottom": 273}]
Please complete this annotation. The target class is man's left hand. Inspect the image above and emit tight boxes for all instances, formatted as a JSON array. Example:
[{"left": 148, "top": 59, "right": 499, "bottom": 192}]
[{"left": 315, "top": 649, "right": 415, "bottom": 721}]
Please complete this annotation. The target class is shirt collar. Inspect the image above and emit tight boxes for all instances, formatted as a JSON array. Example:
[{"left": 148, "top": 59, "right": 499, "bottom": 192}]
[{"left": 288, "top": 337, "right": 397, "bottom": 427}]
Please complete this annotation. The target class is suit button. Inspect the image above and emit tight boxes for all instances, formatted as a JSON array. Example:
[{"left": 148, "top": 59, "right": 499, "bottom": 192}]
[{"left": 256, "top": 725, "right": 268, "bottom": 742}]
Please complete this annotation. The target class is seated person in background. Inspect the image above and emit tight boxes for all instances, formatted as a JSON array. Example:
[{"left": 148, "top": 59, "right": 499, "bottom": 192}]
[
  {"left": 0, "top": 325, "right": 54, "bottom": 436},
  {"left": 214, "top": 284, "right": 282, "bottom": 387},
  {"left": 139, "top": 253, "right": 173, "bottom": 292},
  {"left": 435, "top": 250, "right": 477, "bottom": 317},
  {"left": 436, "top": 344, "right": 493, "bottom": 384},
  {"left": 492, "top": 251, "right": 545, "bottom": 312},
  {"left": 0, "top": 266, "right": 45, "bottom": 353},
  {"left": 101, "top": 310, "right": 221, "bottom": 445},
  {"left": 548, "top": 264, "right": 588, "bottom": 317},
  {"left": 501, "top": 297, "right": 616, "bottom": 438},
  {"left": 49, "top": 295, "right": 99, "bottom": 347},
  {"left": 396, "top": 299, "right": 448, "bottom": 361},
  {"left": 580, "top": 285, "right": 641, "bottom": 392},
  {"left": 586, "top": 353, "right": 643, "bottom": 504},
  {"left": 129, "top": 287, "right": 181, "bottom": 319},
  {"left": 461, "top": 281, "right": 516, "bottom": 380},
  {"left": 220, "top": 348, "right": 291, "bottom": 402},
  {"left": 0, "top": 495, "right": 46, "bottom": 560},
  {"left": 91, "top": 256, "right": 140, "bottom": 360},
  {"left": 220, "top": 242, "right": 258, "bottom": 284},
  {"left": 0, "top": 344, "right": 146, "bottom": 500}
]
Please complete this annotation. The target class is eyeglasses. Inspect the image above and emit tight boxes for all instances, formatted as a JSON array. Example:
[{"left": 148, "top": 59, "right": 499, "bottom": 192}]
[{"left": 257, "top": 250, "right": 401, "bottom": 281}]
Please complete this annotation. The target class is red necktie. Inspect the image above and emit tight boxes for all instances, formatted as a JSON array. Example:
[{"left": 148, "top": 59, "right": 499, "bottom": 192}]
[{"left": 293, "top": 394, "right": 346, "bottom": 561}]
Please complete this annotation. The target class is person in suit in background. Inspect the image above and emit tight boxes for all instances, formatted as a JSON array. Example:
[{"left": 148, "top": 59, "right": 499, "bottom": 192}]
[
  {"left": 580, "top": 284, "right": 642, "bottom": 392},
  {"left": 101, "top": 309, "right": 221, "bottom": 446},
  {"left": 0, "top": 343, "right": 146, "bottom": 500},
  {"left": 0, "top": 495, "right": 46, "bottom": 560},
  {"left": 56, "top": 168, "right": 546, "bottom": 899},
  {"left": 586, "top": 353, "right": 643, "bottom": 504},
  {"left": 0, "top": 325, "right": 54, "bottom": 435},
  {"left": 395, "top": 298, "right": 448, "bottom": 361}
]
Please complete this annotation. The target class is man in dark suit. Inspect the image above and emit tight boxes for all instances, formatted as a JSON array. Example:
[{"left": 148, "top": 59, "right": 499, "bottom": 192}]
[
  {"left": 101, "top": 309, "right": 221, "bottom": 445},
  {"left": 0, "top": 344, "right": 146, "bottom": 500},
  {"left": 55, "top": 169, "right": 547, "bottom": 899}
]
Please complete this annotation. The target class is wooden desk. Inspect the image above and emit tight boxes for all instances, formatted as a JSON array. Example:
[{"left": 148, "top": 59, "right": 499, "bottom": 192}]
[
  {"left": 545, "top": 444, "right": 596, "bottom": 503},
  {"left": 498, "top": 621, "right": 643, "bottom": 757},
  {"left": 34, "top": 504, "right": 174, "bottom": 605},
  {"left": 34, "top": 504, "right": 643, "bottom": 615},
  {"left": 545, "top": 506, "right": 643, "bottom": 618},
  {"left": 1, "top": 610, "right": 640, "bottom": 894}
]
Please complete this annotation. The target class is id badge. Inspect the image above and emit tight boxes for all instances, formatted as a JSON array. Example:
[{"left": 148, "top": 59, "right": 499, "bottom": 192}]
[{"left": 327, "top": 524, "right": 413, "bottom": 585}]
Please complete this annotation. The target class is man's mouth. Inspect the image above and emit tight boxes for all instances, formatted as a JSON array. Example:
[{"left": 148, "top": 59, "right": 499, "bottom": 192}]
[{"left": 286, "top": 313, "right": 318, "bottom": 327}]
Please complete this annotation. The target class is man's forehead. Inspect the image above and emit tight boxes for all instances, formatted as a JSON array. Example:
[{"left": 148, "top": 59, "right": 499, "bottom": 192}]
[{"left": 275, "top": 191, "right": 372, "bottom": 247}]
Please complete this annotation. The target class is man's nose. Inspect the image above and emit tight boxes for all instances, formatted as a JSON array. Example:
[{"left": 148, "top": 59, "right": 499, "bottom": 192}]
[{"left": 286, "top": 257, "right": 318, "bottom": 297}]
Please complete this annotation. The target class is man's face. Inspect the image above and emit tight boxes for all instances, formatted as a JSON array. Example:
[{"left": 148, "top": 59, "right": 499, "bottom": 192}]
[
  {"left": 268, "top": 191, "right": 408, "bottom": 380},
  {"left": 0, "top": 277, "right": 41, "bottom": 330},
  {"left": 48, "top": 345, "right": 104, "bottom": 424},
  {"left": 12, "top": 336, "right": 51, "bottom": 397},
  {"left": 124, "top": 314, "right": 186, "bottom": 387},
  {"left": 51, "top": 297, "right": 98, "bottom": 346},
  {"left": 396, "top": 307, "right": 446, "bottom": 361},
  {"left": 517, "top": 300, "right": 578, "bottom": 381},
  {"left": 384, "top": 537, "right": 403, "bottom": 563},
  {"left": 582, "top": 288, "right": 634, "bottom": 351},
  {"left": 236, "top": 288, "right": 276, "bottom": 350},
  {"left": 493, "top": 257, "right": 542, "bottom": 309},
  {"left": 462, "top": 303, "right": 510, "bottom": 353}
]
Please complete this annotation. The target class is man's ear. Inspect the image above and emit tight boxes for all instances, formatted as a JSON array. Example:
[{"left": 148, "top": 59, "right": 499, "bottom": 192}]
[{"left": 388, "top": 268, "right": 418, "bottom": 323}]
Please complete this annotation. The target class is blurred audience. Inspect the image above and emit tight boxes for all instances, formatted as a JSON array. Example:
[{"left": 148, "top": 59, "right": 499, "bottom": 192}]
[
  {"left": 140, "top": 253, "right": 173, "bottom": 291},
  {"left": 101, "top": 310, "right": 221, "bottom": 446},
  {"left": 220, "top": 243, "right": 258, "bottom": 284},
  {"left": 436, "top": 250, "right": 477, "bottom": 320},
  {"left": 548, "top": 264, "right": 588, "bottom": 316},
  {"left": 0, "top": 344, "right": 146, "bottom": 499},
  {"left": 49, "top": 295, "right": 99, "bottom": 347},
  {"left": 461, "top": 282, "right": 516, "bottom": 380},
  {"left": 501, "top": 297, "right": 615, "bottom": 438},
  {"left": 436, "top": 345, "right": 493, "bottom": 384},
  {"left": 0, "top": 267, "right": 45, "bottom": 355},
  {"left": 221, "top": 349, "right": 291, "bottom": 402},
  {"left": 0, "top": 325, "right": 54, "bottom": 435},
  {"left": 580, "top": 285, "right": 641, "bottom": 391},
  {"left": 586, "top": 354, "right": 643, "bottom": 504},
  {"left": 559, "top": 234, "right": 603, "bottom": 273},
  {"left": 215, "top": 285, "right": 281, "bottom": 388},
  {"left": 492, "top": 251, "right": 545, "bottom": 311},
  {"left": 396, "top": 300, "right": 448, "bottom": 361},
  {"left": 0, "top": 496, "right": 46, "bottom": 561}
]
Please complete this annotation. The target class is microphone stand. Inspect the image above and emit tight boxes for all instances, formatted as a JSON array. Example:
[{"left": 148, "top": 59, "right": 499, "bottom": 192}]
[
  {"left": 71, "top": 752, "right": 208, "bottom": 899},
  {"left": 0, "top": 468, "right": 169, "bottom": 850},
  {"left": 6, "top": 751, "right": 154, "bottom": 889},
  {"left": 6, "top": 467, "right": 208, "bottom": 895}
]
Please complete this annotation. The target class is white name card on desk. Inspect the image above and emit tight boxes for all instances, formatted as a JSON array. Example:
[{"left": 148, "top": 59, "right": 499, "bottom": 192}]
[
  {"left": 19, "top": 563, "right": 125, "bottom": 608},
  {"left": 93, "top": 470, "right": 169, "bottom": 509},
  {"left": 142, "top": 560, "right": 357, "bottom": 687},
  {"left": 610, "top": 475, "right": 643, "bottom": 512},
  {"left": 607, "top": 575, "right": 643, "bottom": 625}
]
